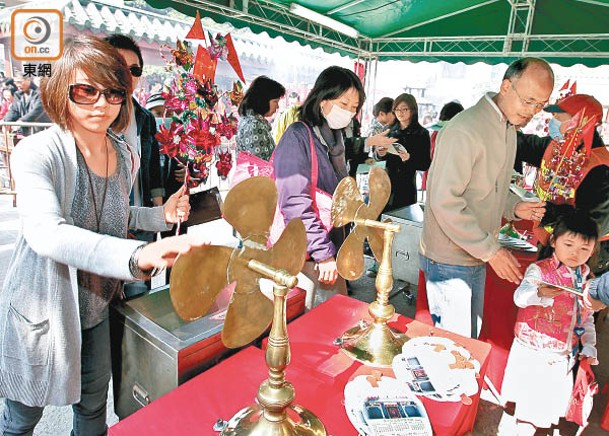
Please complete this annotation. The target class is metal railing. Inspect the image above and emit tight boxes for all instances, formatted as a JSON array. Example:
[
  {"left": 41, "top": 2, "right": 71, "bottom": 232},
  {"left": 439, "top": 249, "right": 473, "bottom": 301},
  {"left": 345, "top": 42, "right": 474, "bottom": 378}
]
[{"left": 0, "top": 121, "right": 54, "bottom": 206}]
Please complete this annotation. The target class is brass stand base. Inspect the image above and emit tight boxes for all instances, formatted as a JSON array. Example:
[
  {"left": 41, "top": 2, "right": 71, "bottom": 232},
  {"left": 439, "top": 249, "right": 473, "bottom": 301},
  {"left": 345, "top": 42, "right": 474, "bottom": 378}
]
[
  {"left": 221, "top": 403, "right": 327, "bottom": 435},
  {"left": 341, "top": 320, "right": 409, "bottom": 368}
]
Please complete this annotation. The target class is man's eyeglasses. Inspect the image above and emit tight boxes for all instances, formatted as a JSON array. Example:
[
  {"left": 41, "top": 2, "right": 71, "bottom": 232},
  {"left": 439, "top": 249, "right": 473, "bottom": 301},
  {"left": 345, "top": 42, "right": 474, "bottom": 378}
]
[
  {"left": 510, "top": 81, "right": 548, "bottom": 111},
  {"left": 68, "top": 83, "right": 127, "bottom": 105},
  {"left": 129, "top": 65, "right": 143, "bottom": 77},
  {"left": 394, "top": 107, "right": 411, "bottom": 113}
]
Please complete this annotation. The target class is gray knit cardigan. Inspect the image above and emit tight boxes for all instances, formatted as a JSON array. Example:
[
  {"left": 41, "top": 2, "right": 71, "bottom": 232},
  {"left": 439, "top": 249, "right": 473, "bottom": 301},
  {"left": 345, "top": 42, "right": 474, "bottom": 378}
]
[{"left": 0, "top": 125, "right": 169, "bottom": 407}]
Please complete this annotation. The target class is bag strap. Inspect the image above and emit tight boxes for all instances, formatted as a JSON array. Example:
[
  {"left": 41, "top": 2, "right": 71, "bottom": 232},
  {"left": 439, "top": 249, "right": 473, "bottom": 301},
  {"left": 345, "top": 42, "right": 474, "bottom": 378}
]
[{"left": 299, "top": 121, "right": 319, "bottom": 192}]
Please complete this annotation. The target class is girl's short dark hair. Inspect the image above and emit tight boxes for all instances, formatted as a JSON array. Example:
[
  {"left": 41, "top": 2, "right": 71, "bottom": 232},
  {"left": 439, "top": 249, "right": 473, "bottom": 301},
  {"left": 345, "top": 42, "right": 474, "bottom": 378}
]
[
  {"left": 41, "top": 35, "right": 133, "bottom": 132},
  {"left": 238, "top": 76, "right": 285, "bottom": 117},
  {"left": 373, "top": 97, "right": 394, "bottom": 117},
  {"left": 393, "top": 93, "right": 420, "bottom": 128},
  {"left": 300, "top": 66, "right": 365, "bottom": 126},
  {"left": 439, "top": 101, "right": 464, "bottom": 121},
  {"left": 539, "top": 208, "right": 599, "bottom": 261}
]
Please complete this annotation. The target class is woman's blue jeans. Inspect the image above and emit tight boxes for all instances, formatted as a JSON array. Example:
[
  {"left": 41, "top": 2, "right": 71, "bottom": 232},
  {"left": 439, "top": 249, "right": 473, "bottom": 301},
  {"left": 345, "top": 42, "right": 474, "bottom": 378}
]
[
  {"left": 0, "top": 317, "right": 111, "bottom": 436},
  {"left": 419, "top": 254, "right": 486, "bottom": 338}
]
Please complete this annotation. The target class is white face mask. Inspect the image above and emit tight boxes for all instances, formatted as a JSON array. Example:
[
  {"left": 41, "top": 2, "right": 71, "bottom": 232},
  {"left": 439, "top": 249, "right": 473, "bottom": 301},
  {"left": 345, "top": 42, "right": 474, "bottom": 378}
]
[{"left": 322, "top": 103, "right": 356, "bottom": 130}]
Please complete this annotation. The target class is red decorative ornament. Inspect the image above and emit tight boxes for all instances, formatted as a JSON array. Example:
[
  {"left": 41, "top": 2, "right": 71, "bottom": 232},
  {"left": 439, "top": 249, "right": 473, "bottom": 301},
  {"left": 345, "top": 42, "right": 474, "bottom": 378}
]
[{"left": 215, "top": 150, "right": 233, "bottom": 178}]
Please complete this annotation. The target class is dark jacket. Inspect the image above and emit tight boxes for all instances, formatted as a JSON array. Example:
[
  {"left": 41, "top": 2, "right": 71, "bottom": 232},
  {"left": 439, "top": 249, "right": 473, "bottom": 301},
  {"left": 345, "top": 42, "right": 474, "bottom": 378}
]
[
  {"left": 343, "top": 118, "right": 367, "bottom": 178},
  {"left": 516, "top": 130, "right": 609, "bottom": 272},
  {"left": 4, "top": 87, "right": 50, "bottom": 136},
  {"left": 133, "top": 99, "right": 164, "bottom": 206},
  {"left": 377, "top": 122, "right": 431, "bottom": 211},
  {"left": 274, "top": 121, "right": 345, "bottom": 263}
]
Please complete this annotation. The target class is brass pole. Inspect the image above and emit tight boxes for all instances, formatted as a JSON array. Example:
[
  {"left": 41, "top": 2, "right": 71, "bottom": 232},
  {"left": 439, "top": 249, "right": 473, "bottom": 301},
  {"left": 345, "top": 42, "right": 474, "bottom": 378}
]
[
  {"left": 222, "top": 262, "right": 326, "bottom": 435},
  {"left": 340, "top": 221, "right": 408, "bottom": 367}
]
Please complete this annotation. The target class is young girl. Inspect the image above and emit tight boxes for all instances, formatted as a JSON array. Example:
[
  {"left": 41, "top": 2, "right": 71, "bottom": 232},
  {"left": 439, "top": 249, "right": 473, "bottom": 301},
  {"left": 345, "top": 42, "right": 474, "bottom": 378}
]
[{"left": 501, "top": 210, "right": 599, "bottom": 435}]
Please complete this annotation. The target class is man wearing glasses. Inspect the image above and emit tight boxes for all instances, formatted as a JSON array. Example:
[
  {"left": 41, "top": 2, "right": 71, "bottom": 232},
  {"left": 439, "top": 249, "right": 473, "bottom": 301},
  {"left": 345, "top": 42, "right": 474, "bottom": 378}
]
[
  {"left": 419, "top": 58, "right": 554, "bottom": 338},
  {"left": 105, "top": 34, "right": 165, "bottom": 296}
]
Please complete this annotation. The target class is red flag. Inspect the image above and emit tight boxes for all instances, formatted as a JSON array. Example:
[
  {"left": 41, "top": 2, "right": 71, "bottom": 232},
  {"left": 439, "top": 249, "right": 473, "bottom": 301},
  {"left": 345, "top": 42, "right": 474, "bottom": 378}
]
[
  {"left": 193, "top": 45, "right": 217, "bottom": 82},
  {"left": 224, "top": 33, "right": 245, "bottom": 83},
  {"left": 185, "top": 10, "right": 206, "bottom": 42},
  {"left": 354, "top": 60, "right": 365, "bottom": 85}
]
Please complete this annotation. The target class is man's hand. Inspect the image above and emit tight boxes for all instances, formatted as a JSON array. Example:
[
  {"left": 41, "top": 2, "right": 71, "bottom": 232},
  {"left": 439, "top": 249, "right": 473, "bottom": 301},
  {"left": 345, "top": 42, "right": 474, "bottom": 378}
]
[
  {"left": 368, "top": 129, "right": 395, "bottom": 148},
  {"left": 582, "top": 284, "right": 607, "bottom": 311},
  {"left": 514, "top": 201, "right": 546, "bottom": 222},
  {"left": 488, "top": 248, "right": 522, "bottom": 283},
  {"left": 317, "top": 257, "right": 339, "bottom": 285}
]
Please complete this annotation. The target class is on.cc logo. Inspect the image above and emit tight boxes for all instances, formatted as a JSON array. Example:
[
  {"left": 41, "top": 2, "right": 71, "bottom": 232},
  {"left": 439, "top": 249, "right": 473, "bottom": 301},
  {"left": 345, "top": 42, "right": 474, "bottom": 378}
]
[{"left": 22, "top": 16, "right": 52, "bottom": 45}]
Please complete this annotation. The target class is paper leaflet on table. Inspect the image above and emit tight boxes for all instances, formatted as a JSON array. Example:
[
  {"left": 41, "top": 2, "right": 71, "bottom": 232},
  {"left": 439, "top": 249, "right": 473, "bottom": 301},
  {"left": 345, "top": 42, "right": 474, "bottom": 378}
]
[
  {"left": 344, "top": 375, "right": 433, "bottom": 436},
  {"left": 392, "top": 337, "right": 481, "bottom": 403}
]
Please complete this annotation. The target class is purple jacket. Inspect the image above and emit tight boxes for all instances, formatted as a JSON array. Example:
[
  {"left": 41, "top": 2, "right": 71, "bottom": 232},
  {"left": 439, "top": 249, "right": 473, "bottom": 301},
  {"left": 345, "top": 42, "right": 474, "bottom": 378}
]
[{"left": 274, "top": 122, "right": 344, "bottom": 262}]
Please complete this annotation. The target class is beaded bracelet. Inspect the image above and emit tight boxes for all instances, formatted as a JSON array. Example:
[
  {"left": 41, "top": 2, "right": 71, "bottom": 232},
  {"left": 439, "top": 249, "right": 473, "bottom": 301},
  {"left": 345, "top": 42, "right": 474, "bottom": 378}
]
[{"left": 129, "top": 244, "right": 164, "bottom": 280}]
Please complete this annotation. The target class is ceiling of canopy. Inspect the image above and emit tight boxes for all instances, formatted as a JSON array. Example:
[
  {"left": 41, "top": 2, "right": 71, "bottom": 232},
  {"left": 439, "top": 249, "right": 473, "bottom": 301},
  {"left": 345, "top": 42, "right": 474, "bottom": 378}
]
[{"left": 143, "top": 0, "right": 609, "bottom": 67}]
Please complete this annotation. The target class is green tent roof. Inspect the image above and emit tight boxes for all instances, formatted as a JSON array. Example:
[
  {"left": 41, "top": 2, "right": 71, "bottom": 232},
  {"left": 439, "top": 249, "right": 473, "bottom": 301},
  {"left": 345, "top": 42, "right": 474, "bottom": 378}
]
[{"left": 144, "top": 0, "right": 609, "bottom": 67}]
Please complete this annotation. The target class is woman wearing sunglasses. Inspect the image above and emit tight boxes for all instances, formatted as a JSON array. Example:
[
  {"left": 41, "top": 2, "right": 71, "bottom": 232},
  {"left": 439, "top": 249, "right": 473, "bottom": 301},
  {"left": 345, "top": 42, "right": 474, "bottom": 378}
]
[{"left": 0, "top": 35, "right": 201, "bottom": 435}]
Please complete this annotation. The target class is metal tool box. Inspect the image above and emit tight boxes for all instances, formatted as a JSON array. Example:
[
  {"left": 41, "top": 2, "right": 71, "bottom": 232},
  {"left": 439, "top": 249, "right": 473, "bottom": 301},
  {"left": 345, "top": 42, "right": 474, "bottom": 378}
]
[
  {"left": 382, "top": 204, "right": 425, "bottom": 285},
  {"left": 110, "top": 285, "right": 305, "bottom": 419}
]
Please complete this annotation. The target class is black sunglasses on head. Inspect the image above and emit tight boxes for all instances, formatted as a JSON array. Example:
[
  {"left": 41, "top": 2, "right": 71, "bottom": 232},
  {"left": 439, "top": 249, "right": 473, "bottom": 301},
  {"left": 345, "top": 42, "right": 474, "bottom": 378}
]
[
  {"left": 129, "top": 65, "right": 143, "bottom": 77},
  {"left": 68, "top": 83, "right": 126, "bottom": 105}
]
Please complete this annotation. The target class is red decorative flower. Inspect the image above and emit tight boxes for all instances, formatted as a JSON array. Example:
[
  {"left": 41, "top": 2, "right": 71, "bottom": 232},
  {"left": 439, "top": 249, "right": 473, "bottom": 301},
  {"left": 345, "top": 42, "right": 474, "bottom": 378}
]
[
  {"left": 155, "top": 122, "right": 183, "bottom": 159},
  {"left": 157, "top": 40, "right": 239, "bottom": 188}
]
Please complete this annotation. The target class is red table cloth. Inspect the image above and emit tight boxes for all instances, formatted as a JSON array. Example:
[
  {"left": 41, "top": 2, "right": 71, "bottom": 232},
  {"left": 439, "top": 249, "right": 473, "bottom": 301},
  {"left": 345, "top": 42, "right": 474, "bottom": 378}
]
[
  {"left": 265, "top": 294, "right": 491, "bottom": 435},
  {"left": 111, "top": 296, "right": 490, "bottom": 436}
]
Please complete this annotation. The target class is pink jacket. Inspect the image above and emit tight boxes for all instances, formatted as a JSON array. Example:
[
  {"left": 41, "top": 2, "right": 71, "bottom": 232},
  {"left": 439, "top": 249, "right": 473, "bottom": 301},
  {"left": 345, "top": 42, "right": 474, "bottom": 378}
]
[{"left": 514, "top": 256, "right": 594, "bottom": 355}]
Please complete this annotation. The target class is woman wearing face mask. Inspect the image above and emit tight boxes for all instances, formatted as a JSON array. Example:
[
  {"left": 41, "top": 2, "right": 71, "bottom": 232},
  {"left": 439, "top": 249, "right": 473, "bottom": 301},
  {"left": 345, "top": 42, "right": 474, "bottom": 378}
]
[
  {"left": 516, "top": 94, "right": 609, "bottom": 274},
  {"left": 375, "top": 93, "right": 431, "bottom": 211},
  {"left": 273, "top": 66, "right": 364, "bottom": 309}
]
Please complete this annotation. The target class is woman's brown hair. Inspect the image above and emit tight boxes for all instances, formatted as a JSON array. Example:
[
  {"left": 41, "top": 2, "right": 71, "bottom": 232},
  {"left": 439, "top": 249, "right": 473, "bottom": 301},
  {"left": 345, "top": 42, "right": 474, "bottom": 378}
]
[
  {"left": 40, "top": 35, "right": 133, "bottom": 132},
  {"left": 392, "top": 93, "right": 420, "bottom": 128}
]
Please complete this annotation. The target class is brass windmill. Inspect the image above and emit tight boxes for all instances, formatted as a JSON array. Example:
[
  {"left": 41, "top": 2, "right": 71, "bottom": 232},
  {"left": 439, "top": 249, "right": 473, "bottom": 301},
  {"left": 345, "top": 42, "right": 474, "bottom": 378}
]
[
  {"left": 332, "top": 166, "right": 408, "bottom": 367},
  {"left": 170, "top": 177, "right": 326, "bottom": 435}
]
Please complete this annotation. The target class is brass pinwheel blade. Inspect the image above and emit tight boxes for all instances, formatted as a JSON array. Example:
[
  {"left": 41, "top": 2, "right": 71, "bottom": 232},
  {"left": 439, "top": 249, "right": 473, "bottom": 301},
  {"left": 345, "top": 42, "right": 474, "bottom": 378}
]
[
  {"left": 331, "top": 176, "right": 363, "bottom": 227},
  {"left": 169, "top": 245, "right": 233, "bottom": 321},
  {"left": 337, "top": 232, "right": 365, "bottom": 280},
  {"left": 267, "top": 218, "right": 307, "bottom": 276},
  {"left": 223, "top": 176, "right": 277, "bottom": 244},
  {"left": 367, "top": 166, "right": 391, "bottom": 218},
  {"left": 221, "top": 286, "right": 274, "bottom": 348},
  {"left": 367, "top": 227, "right": 384, "bottom": 262}
]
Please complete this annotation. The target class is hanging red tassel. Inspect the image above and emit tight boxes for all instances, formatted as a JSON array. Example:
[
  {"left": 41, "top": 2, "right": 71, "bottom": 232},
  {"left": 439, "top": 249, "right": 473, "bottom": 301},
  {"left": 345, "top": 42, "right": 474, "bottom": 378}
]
[{"left": 224, "top": 33, "right": 245, "bottom": 83}]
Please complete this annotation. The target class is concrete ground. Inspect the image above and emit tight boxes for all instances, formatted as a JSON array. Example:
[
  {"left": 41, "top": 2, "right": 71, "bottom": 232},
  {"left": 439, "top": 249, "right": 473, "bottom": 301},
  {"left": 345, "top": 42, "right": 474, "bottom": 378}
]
[{"left": 1, "top": 193, "right": 608, "bottom": 434}]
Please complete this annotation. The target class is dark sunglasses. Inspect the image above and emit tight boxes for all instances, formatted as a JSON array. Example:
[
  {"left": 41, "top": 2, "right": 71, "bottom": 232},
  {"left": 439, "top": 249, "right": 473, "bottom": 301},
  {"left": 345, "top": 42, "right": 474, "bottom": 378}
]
[
  {"left": 68, "top": 83, "right": 126, "bottom": 105},
  {"left": 129, "top": 65, "right": 143, "bottom": 77}
]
